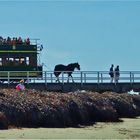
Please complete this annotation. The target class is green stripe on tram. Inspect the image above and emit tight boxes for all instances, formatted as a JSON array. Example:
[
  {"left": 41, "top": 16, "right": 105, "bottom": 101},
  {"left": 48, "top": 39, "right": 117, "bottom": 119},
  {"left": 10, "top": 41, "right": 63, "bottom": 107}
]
[
  {"left": 0, "top": 72, "right": 38, "bottom": 77},
  {"left": 0, "top": 50, "right": 37, "bottom": 53}
]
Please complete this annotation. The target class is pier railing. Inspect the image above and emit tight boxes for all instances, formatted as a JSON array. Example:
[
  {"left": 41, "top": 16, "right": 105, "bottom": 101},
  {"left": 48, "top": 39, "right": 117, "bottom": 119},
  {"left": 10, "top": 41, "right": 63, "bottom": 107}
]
[{"left": 1, "top": 71, "right": 140, "bottom": 85}]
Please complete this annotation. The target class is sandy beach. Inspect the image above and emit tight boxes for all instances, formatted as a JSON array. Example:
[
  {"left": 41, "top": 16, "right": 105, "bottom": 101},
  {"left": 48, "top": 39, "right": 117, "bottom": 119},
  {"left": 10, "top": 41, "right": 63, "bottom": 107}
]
[{"left": 0, "top": 117, "right": 140, "bottom": 139}]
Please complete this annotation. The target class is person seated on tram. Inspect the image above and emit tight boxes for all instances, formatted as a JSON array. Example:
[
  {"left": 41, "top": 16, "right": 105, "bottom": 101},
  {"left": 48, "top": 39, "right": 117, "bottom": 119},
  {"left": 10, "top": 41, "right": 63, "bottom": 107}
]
[
  {"left": 3, "top": 38, "right": 7, "bottom": 45},
  {"left": 12, "top": 37, "right": 16, "bottom": 46},
  {"left": 26, "top": 38, "right": 30, "bottom": 45},
  {"left": 0, "top": 36, "right": 3, "bottom": 45},
  {"left": 7, "top": 36, "right": 12, "bottom": 45},
  {"left": 17, "top": 37, "right": 23, "bottom": 45}
]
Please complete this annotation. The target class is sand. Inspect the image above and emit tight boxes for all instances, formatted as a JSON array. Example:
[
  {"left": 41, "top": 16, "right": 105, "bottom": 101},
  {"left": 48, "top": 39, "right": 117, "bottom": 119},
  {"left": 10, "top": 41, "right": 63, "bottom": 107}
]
[{"left": 0, "top": 117, "right": 140, "bottom": 139}]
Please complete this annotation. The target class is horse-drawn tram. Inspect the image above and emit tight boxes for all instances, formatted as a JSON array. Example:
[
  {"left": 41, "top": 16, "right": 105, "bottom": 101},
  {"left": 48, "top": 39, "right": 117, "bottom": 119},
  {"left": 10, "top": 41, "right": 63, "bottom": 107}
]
[{"left": 0, "top": 37, "right": 43, "bottom": 83}]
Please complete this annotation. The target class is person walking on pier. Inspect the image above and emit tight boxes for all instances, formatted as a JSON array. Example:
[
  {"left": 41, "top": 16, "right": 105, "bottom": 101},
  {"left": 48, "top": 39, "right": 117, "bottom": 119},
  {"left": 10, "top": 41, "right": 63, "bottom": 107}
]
[
  {"left": 114, "top": 65, "right": 120, "bottom": 84},
  {"left": 109, "top": 64, "right": 114, "bottom": 83}
]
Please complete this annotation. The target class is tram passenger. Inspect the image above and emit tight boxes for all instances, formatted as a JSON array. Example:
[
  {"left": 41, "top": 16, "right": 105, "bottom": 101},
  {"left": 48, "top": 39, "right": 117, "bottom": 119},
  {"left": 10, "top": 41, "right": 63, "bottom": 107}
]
[
  {"left": 7, "top": 37, "right": 11, "bottom": 45},
  {"left": 26, "top": 38, "right": 30, "bottom": 45},
  {"left": 3, "top": 39, "right": 7, "bottom": 44},
  {"left": 12, "top": 37, "right": 16, "bottom": 46},
  {"left": 17, "top": 37, "right": 23, "bottom": 45},
  {"left": 0, "top": 36, "right": 3, "bottom": 45}
]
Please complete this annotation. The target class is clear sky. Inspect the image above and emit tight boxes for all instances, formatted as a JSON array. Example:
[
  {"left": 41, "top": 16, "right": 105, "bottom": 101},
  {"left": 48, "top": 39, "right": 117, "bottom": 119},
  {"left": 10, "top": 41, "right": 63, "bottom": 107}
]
[{"left": 0, "top": 1, "right": 140, "bottom": 71}]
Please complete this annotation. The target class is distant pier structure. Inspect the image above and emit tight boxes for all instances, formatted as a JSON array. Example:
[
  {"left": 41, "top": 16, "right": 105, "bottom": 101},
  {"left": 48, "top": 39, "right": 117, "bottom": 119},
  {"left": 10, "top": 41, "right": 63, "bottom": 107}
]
[{"left": 1, "top": 71, "right": 140, "bottom": 93}]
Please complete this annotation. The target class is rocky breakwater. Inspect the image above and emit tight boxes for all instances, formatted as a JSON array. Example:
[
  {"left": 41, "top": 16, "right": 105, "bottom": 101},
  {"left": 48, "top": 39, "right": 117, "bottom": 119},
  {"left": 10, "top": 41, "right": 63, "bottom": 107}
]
[{"left": 0, "top": 89, "right": 140, "bottom": 129}]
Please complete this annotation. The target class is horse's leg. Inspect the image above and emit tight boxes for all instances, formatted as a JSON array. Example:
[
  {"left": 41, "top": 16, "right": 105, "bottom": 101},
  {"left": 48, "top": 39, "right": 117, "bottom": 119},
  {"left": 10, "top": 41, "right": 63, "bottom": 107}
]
[
  {"left": 56, "top": 76, "right": 60, "bottom": 83},
  {"left": 67, "top": 75, "right": 69, "bottom": 83},
  {"left": 68, "top": 73, "right": 74, "bottom": 83},
  {"left": 71, "top": 75, "right": 74, "bottom": 83},
  {"left": 54, "top": 72, "right": 61, "bottom": 83},
  {"left": 67, "top": 72, "right": 72, "bottom": 83},
  {"left": 56, "top": 77, "right": 58, "bottom": 82}
]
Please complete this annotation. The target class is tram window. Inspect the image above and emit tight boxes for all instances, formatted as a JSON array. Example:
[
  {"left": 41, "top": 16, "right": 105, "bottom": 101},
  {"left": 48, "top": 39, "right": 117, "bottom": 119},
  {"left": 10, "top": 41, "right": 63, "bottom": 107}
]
[
  {"left": 26, "top": 57, "right": 29, "bottom": 65},
  {"left": 9, "top": 58, "right": 14, "bottom": 61},
  {"left": 9, "top": 58, "right": 14, "bottom": 65},
  {"left": 15, "top": 58, "right": 19, "bottom": 66},
  {"left": 6, "top": 58, "right": 14, "bottom": 61},
  {"left": 0, "top": 58, "right": 2, "bottom": 66},
  {"left": 20, "top": 58, "right": 25, "bottom": 65}
]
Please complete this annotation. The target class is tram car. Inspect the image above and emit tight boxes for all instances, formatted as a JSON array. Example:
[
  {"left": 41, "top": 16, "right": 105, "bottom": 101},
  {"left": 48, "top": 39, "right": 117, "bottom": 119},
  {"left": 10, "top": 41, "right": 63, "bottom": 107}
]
[{"left": 0, "top": 37, "right": 43, "bottom": 82}]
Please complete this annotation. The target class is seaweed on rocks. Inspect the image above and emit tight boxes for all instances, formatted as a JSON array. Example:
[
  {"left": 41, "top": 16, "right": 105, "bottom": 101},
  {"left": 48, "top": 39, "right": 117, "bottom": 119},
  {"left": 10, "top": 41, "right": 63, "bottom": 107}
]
[{"left": 0, "top": 89, "right": 140, "bottom": 129}]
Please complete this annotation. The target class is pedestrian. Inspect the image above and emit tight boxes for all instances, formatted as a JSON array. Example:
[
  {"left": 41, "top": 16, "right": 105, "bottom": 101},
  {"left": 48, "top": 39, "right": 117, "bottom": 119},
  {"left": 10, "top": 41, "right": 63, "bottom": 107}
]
[
  {"left": 16, "top": 79, "right": 25, "bottom": 95},
  {"left": 114, "top": 65, "right": 120, "bottom": 84},
  {"left": 109, "top": 64, "right": 114, "bottom": 83}
]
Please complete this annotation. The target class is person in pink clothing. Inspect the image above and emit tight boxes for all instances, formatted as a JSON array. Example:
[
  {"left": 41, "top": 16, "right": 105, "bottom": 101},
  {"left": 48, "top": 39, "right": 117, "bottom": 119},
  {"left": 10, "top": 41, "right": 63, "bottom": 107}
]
[{"left": 16, "top": 80, "right": 25, "bottom": 95}]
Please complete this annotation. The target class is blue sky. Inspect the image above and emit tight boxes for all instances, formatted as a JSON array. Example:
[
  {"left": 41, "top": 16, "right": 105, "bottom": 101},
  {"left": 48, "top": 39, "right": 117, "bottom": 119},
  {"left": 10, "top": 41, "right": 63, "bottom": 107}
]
[{"left": 0, "top": 1, "right": 140, "bottom": 71}]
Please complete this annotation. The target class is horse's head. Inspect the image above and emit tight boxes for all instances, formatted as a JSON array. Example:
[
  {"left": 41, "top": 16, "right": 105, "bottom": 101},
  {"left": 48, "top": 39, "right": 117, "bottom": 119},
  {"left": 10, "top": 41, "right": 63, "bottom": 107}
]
[{"left": 75, "top": 62, "right": 80, "bottom": 70}]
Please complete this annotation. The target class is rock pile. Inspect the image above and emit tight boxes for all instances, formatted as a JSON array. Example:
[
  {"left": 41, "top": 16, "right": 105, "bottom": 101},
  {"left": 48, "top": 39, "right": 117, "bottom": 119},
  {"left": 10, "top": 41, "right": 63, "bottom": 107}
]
[{"left": 0, "top": 89, "right": 140, "bottom": 129}]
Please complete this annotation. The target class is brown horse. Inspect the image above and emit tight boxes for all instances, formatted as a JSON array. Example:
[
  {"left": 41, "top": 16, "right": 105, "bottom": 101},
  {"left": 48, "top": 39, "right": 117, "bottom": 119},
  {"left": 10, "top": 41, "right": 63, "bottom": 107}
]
[{"left": 54, "top": 62, "right": 80, "bottom": 83}]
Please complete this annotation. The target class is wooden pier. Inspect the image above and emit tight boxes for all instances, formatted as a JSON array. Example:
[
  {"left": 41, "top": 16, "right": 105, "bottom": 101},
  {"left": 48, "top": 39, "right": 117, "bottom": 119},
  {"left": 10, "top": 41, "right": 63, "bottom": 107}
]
[{"left": 1, "top": 71, "right": 140, "bottom": 93}]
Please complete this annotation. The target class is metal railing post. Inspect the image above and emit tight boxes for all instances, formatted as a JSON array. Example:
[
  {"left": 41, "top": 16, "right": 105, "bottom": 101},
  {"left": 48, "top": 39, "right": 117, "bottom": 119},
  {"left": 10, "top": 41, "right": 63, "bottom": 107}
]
[
  {"left": 81, "top": 71, "right": 83, "bottom": 86},
  {"left": 97, "top": 72, "right": 100, "bottom": 84},
  {"left": 132, "top": 73, "right": 134, "bottom": 83},
  {"left": 62, "top": 72, "right": 64, "bottom": 84},
  {"left": 130, "top": 72, "right": 132, "bottom": 84},
  {"left": 51, "top": 73, "right": 53, "bottom": 83},
  {"left": 101, "top": 73, "right": 103, "bottom": 83},
  {"left": 33, "top": 77, "right": 35, "bottom": 83},
  {"left": 84, "top": 73, "right": 86, "bottom": 83},
  {"left": 45, "top": 71, "right": 47, "bottom": 85},
  {"left": 8, "top": 72, "right": 10, "bottom": 85},
  {"left": 27, "top": 71, "right": 29, "bottom": 85}
]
